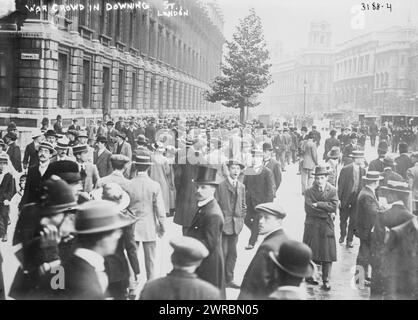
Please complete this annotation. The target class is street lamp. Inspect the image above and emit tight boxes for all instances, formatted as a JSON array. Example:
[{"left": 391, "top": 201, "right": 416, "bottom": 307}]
[{"left": 303, "top": 79, "right": 307, "bottom": 116}]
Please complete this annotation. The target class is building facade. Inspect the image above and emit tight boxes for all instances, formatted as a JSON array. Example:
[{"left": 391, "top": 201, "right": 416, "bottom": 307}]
[
  {"left": 262, "top": 21, "right": 333, "bottom": 116},
  {"left": 0, "top": 0, "right": 224, "bottom": 128}
]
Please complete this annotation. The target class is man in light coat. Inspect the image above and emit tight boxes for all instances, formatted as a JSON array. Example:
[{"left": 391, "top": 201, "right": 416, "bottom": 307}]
[
  {"left": 124, "top": 154, "right": 166, "bottom": 281},
  {"left": 300, "top": 132, "right": 318, "bottom": 195},
  {"left": 73, "top": 144, "right": 99, "bottom": 193}
]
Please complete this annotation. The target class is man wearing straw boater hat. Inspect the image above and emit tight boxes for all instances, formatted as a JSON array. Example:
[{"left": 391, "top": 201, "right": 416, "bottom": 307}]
[
  {"left": 124, "top": 153, "right": 166, "bottom": 281},
  {"left": 303, "top": 165, "right": 338, "bottom": 291},
  {"left": 355, "top": 171, "right": 387, "bottom": 287},
  {"left": 140, "top": 236, "right": 221, "bottom": 300},
  {"left": 56, "top": 200, "right": 137, "bottom": 300},
  {"left": 51, "top": 137, "right": 75, "bottom": 162},
  {"left": 73, "top": 144, "right": 99, "bottom": 193},
  {"left": 186, "top": 166, "right": 225, "bottom": 297},
  {"left": 370, "top": 180, "right": 414, "bottom": 299},
  {"left": 23, "top": 129, "right": 44, "bottom": 170},
  {"left": 337, "top": 150, "right": 366, "bottom": 248}
]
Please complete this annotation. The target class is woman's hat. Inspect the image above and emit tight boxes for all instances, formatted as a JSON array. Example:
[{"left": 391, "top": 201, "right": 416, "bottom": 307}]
[
  {"left": 74, "top": 200, "right": 137, "bottom": 234},
  {"left": 38, "top": 141, "right": 57, "bottom": 155},
  {"left": 132, "top": 154, "right": 153, "bottom": 166},
  {"left": 362, "top": 171, "right": 384, "bottom": 182},
  {"left": 269, "top": 240, "right": 316, "bottom": 278},
  {"left": 312, "top": 165, "right": 330, "bottom": 176},
  {"left": 327, "top": 146, "right": 340, "bottom": 159},
  {"left": 39, "top": 176, "right": 78, "bottom": 217},
  {"left": 193, "top": 166, "right": 220, "bottom": 185}
]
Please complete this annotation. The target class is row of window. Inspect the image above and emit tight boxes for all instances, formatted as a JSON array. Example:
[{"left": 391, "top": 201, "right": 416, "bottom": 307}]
[{"left": 335, "top": 54, "right": 370, "bottom": 78}]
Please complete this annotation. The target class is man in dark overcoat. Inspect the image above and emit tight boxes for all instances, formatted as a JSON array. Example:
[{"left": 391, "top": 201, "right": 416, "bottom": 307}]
[
  {"left": 337, "top": 150, "right": 366, "bottom": 247},
  {"left": 263, "top": 142, "right": 282, "bottom": 191},
  {"left": 303, "top": 166, "right": 338, "bottom": 290},
  {"left": 368, "top": 141, "right": 388, "bottom": 173},
  {"left": 140, "top": 236, "right": 221, "bottom": 300},
  {"left": 215, "top": 160, "right": 246, "bottom": 288},
  {"left": 395, "top": 142, "right": 412, "bottom": 179},
  {"left": 323, "top": 129, "right": 340, "bottom": 161},
  {"left": 186, "top": 166, "right": 225, "bottom": 298},
  {"left": 238, "top": 202, "right": 288, "bottom": 300},
  {"left": 23, "top": 130, "right": 44, "bottom": 170},
  {"left": 243, "top": 150, "right": 275, "bottom": 249}
]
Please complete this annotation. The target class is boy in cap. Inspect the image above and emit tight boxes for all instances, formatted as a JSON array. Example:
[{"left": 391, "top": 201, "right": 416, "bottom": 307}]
[
  {"left": 268, "top": 240, "right": 315, "bottom": 300},
  {"left": 140, "top": 236, "right": 221, "bottom": 300},
  {"left": 303, "top": 166, "right": 338, "bottom": 290},
  {"left": 44, "top": 129, "right": 58, "bottom": 147},
  {"left": 239, "top": 201, "right": 288, "bottom": 300},
  {"left": 23, "top": 130, "right": 44, "bottom": 169},
  {"left": 215, "top": 160, "right": 246, "bottom": 289}
]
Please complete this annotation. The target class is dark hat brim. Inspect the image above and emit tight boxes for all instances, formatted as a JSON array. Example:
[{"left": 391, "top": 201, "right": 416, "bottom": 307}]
[
  {"left": 312, "top": 172, "right": 330, "bottom": 176},
  {"left": 269, "top": 251, "right": 315, "bottom": 278},
  {"left": 40, "top": 201, "right": 78, "bottom": 217}
]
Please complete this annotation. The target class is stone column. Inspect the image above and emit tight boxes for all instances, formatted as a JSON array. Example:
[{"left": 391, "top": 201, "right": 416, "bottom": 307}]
[{"left": 69, "top": 48, "right": 83, "bottom": 110}]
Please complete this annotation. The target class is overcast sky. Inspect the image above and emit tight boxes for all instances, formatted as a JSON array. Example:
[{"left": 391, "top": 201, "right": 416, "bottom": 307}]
[{"left": 216, "top": 0, "right": 418, "bottom": 55}]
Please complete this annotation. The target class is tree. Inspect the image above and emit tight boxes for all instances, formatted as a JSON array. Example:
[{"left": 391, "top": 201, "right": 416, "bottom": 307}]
[{"left": 205, "top": 8, "right": 272, "bottom": 123}]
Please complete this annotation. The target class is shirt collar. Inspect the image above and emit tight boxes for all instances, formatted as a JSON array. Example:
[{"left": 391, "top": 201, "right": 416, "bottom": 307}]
[
  {"left": 198, "top": 196, "right": 214, "bottom": 208},
  {"left": 228, "top": 176, "right": 238, "bottom": 186},
  {"left": 74, "top": 248, "right": 105, "bottom": 272},
  {"left": 39, "top": 160, "right": 50, "bottom": 168}
]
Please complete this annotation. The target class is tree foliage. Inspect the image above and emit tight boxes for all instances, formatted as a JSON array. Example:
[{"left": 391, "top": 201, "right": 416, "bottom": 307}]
[{"left": 205, "top": 8, "right": 272, "bottom": 120}]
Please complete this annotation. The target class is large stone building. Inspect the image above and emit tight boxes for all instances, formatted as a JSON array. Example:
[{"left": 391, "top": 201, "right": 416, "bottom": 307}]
[
  {"left": 0, "top": 0, "right": 224, "bottom": 129},
  {"left": 333, "top": 26, "right": 418, "bottom": 115},
  {"left": 261, "top": 21, "right": 333, "bottom": 116}
]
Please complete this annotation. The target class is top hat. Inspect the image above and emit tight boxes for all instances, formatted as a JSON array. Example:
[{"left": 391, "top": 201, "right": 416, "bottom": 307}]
[
  {"left": 96, "top": 135, "right": 107, "bottom": 144},
  {"left": 262, "top": 142, "right": 274, "bottom": 151},
  {"left": 312, "top": 165, "right": 330, "bottom": 176},
  {"left": 44, "top": 160, "right": 81, "bottom": 184},
  {"left": 132, "top": 154, "right": 153, "bottom": 166},
  {"left": 136, "top": 134, "right": 149, "bottom": 145},
  {"left": 350, "top": 150, "right": 365, "bottom": 158},
  {"left": 380, "top": 180, "right": 411, "bottom": 195},
  {"left": 38, "top": 141, "right": 57, "bottom": 155},
  {"left": 77, "top": 130, "right": 88, "bottom": 139},
  {"left": 72, "top": 144, "right": 89, "bottom": 155},
  {"left": 39, "top": 176, "right": 78, "bottom": 216},
  {"left": 255, "top": 202, "right": 286, "bottom": 219},
  {"left": 327, "top": 146, "right": 340, "bottom": 159},
  {"left": 226, "top": 159, "right": 245, "bottom": 169},
  {"left": 269, "top": 240, "right": 315, "bottom": 278},
  {"left": 170, "top": 236, "right": 209, "bottom": 267},
  {"left": 74, "top": 200, "right": 137, "bottom": 234},
  {"left": 4, "top": 132, "right": 17, "bottom": 141},
  {"left": 193, "top": 166, "right": 220, "bottom": 185},
  {"left": 31, "top": 129, "right": 44, "bottom": 139},
  {"left": 363, "top": 171, "right": 384, "bottom": 182},
  {"left": 106, "top": 121, "right": 115, "bottom": 126}
]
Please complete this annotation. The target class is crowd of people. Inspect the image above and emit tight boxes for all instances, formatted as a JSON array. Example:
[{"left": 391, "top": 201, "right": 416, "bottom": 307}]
[{"left": 0, "top": 114, "right": 417, "bottom": 300}]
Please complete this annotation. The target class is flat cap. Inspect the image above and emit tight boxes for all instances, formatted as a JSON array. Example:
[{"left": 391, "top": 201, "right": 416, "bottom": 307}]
[
  {"left": 255, "top": 202, "right": 287, "bottom": 219},
  {"left": 170, "top": 236, "right": 209, "bottom": 267}
]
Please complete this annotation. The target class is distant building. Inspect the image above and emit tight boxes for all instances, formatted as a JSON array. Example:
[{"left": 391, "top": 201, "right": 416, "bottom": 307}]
[{"left": 0, "top": 0, "right": 224, "bottom": 129}]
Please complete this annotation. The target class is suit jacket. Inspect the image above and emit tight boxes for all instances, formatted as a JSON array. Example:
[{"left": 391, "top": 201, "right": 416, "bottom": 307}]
[
  {"left": 272, "top": 134, "right": 285, "bottom": 153},
  {"left": 59, "top": 255, "right": 105, "bottom": 300},
  {"left": 264, "top": 158, "right": 282, "bottom": 191},
  {"left": 301, "top": 140, "right": 318, "bottom": 170},
  {"left": 342, "top": 143, "right": 358, "bottom": 165},
  {"left": 238, "top": 229, "right": 288, "bottom": 300},
  {"left": 381, "top": 169, "right": 404, "bottom": 187},
  {"left": 7, "top": 142, "right": 22, "bottom": 172},
  {"left": 94, "top": 148, "right": 113, "bottom": 178},
  {"left": 125, "top": 127, "right": 139, "bottom": 149},
  {"left": 96, "top": 171, "right": 129, "bottom": 189},
  {"left": 79, "top": 162, "right": 99, "bottom": 193},
  {"left": 215, "top": 179, "right": 247, "bottom": 235},
  {"left": 20, "top": 164, "right": 48, "bottom": 206},
  {"left": 355, "top": 186, "right": 382, "bottom": 240},
  {"left": 395, "top": 154, "right": 412, "bottom": 179},
  {"left": 23, "top": 141, "right": 39, "bottom": 168},
  {"left": 243, "top": 166, "right": 275, "bottom": 210},
  {"left": 140, "top": 269, "right": 221, "bottom": 300},
  {"left": 323, "top": 137, "right": 340, "bottom": 160},
  {"left": 282, "top": 133, "right": 292, "bottom": 151},
  {"left": 369, "top": 158, "right": 385, "bottom": 173},
  {"left": 338, "top": 163, "right": 366, "bottom": 208},
  {"left": 124, "top": 174, "right": 166, "bottom": 242},
  {"left": 113, "top": 141, "right": 132, "bottom": 177},
  {"left": 186, "top": 199, "right": 225, "bottom": 297}
]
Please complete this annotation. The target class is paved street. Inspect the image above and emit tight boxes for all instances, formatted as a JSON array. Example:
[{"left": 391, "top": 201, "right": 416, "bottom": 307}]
[{"left": 0, "top": 129, "right": 379, "bottom": 300}]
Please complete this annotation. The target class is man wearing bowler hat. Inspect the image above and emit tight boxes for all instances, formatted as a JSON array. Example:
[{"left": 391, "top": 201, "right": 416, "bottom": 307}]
[
  {"left": 368, "top": 140, "right": 389, "bottom": 173},
  {"left": 381, "top": 155, "right": 403, "bottom": 187},
  {"left": 355, "top": 171, "right": 387, "bottom": 287},
  {"left": 239, "top": 202, "right": 288, "bottom": 300},
  {"left": 303, "top": 165, "right": 338, "bottom": 290},
  {"left": 57, "top": 200, "right": 136, "bottom": 300},
  {"left": 186, "top": 166, "right": 225, "bottom": 297},
  {"left": 338, "top": 150, "right": 366, "bottom": 248},
  {"left": 140, "top": 236, "right": 221, "bottom": 300},
  {"left": 4, "top": 131, "right": 22, "bottom": 173},
  {"left": 23, "top": 129, "right": 44, "bottom": 169},
  {"left": 124, "top": 154, "right": 166, "bottom": 281},
  {"left": 94, "top": 135, "right": 113, "bottom": 178},
  {"left": 268, "top": 240, "right": 316, "bottom": 300},
  {"left": 44, "top": 129, "right": 59, "bottom": 147},
  {"left": 215, "top": 160, "right": 246, "bottom": 289},
  {"left": 73, "top": 144, "right": 99, "bottom": 193},
  {"left": 21, "top": 141, "right": 56, "bottom": 206}
]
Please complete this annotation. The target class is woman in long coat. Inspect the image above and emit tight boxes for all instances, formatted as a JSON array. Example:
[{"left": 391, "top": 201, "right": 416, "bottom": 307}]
[{"left": 303, "top": 167, "right": 338, "bottom": 290}]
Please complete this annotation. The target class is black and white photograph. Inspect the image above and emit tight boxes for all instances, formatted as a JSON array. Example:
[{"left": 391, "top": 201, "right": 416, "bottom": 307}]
[{"left": 0, "top": 0, "right": 418, "bottom": 306}]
